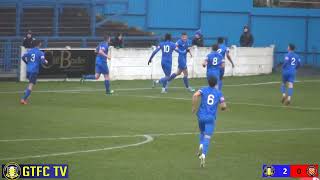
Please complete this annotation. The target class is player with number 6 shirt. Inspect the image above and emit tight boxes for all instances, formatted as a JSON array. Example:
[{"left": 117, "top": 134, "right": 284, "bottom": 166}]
[{"left": 192, "top": 76, "right": 227, "bottom": 167}]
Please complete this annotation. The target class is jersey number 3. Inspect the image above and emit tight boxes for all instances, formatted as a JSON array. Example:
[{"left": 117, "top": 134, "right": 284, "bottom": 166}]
[
  {"left": 31, "top": 54, "right": 36, "bottom": 62},
  {"left": 207, "top": 94, "right": 215, "bottom": 105}
]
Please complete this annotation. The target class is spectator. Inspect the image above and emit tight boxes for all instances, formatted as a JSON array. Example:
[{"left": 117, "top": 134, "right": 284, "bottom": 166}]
[
  {"left": 23, "top": 30, "right": 35, "bottom": 49},
  {"left": 192, "top": 30, "right": 204, "bottom": 47},
  {"left": 112, "top": 33, "right": 124, "bottom": 48},
  {"left": 240, "top": 25, "right": 254, "bottom": 47}
]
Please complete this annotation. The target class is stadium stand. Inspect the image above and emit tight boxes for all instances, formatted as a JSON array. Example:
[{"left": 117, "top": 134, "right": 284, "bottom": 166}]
[
  {"left": 0, "top": 8, "right": 16, "bottom": 36},
  {"left": 21, "top": 8, "right": 54, "bottom": 36},
  {"left": 59, "top": 8, "right": 91, "bottom": 36}
]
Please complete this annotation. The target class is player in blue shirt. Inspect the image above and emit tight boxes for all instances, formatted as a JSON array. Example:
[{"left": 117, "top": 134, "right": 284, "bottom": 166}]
[
  {"left": 281, "top": 44, "right": 301, "bottom": 105},
  {"left": 20, "top": 40, "right": 48, "bottom": 105},
  {"left": 217, "top": 37, "right": 235, "bottom": 90},
  {"left": 202, "top": 44, "right": 224, "bottom": 89},
  {"left": 167, "top": 32, "right": 195, "bottom": 92},
  {"left": 148, "top": 33, "right": 185, "bottom": 93},
  {"left": 192, "top": 76, "right": 227, "bottom": 167},
  {"left": 81, "top": 35, "right": 113, "bottom": 95}
]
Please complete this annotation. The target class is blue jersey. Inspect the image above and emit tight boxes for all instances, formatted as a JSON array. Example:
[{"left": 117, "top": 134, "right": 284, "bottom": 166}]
[
  {"left": 176, "top": 39, "right": 191, "bottom": 57},
  {"left": 22, "top": 48, "right": 45, "bottom": 74},
  {"left": 197, "top": 87, "right": 225, "bottom": 121},
  {"left": 96, "top": 42, "right": 109, "bottom": 64},
  {"left": 282, "top": 52, "right": 301, "bottom": 73},
  {"left": 218, "top": 44, "right": 229, "bottom": 61},
  {"left": 159, "top": 41, "right": 176, "bottom": 65},
  {"left": 206, "top": 51, "right": 223, "bottom": 73}
]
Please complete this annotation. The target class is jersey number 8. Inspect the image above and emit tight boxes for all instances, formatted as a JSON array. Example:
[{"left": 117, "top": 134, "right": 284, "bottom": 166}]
[
  {"left": 207, "top": 94, "right": 215, "bottom": 105},
  {"left": 212, "top": 57, "right": 218, "bottom": 65}
]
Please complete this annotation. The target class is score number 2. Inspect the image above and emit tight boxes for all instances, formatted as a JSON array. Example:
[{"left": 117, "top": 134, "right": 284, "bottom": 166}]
[{"left": 283, "top": 168, "right": 288, "bottom": 175}]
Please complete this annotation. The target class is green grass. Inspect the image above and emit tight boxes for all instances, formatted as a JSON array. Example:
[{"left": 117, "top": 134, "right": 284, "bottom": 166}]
[{"left": 0, "top": 74, "right": 320, "bottom": 180}]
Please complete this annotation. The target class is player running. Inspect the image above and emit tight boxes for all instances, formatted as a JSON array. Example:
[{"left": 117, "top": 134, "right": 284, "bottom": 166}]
[
  {"left": 217, "top": 37, "right": 235, "bottom": 90},
  {"left": 202, "top": 44, "right": 224, "bottom": 89},
  {"left": 20, "top": 40, "right": 48, "bottom": 105},
  {"left": 167, "top": 32, "right": 195, "bottom": 92},
  {"left": 81, "top": 35, "right": 114, "bottom": 95},
  {"left": 192, "top": 76, "right": 227, "bottom": 167},
  {"left": 148, "top": 33, "right": 186, "bottom": 93},
  {"left": 281, "top": 43, "right": 301, "bottom": 105}
]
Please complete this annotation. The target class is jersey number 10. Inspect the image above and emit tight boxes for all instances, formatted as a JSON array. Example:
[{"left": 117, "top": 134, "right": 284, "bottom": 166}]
[{"left": 163, "top": 45, "right": 170, "bottom": 53}]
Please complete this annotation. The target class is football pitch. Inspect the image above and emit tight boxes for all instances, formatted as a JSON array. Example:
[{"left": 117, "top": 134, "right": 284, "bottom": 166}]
[{"left": 0, "top": 73, "right": 320, "bottom": 180}]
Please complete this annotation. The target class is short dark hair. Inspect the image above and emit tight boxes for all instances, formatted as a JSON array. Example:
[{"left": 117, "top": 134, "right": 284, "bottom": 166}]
[
  {"left": 212, "top": 44, "right": 219, "bottom": 51},
  {"left": 164, "top": 33, "right": 171, "bottom": 41},
  {"left": 181, "top": 32, "right": 187, "bottom": 36},
  {"left": 217, "top": 37, "right": 224, "bottom": 44},
  {"left": 288, "top": 43, "right": 295, "bottom": 51},
  {"left": 208, "top": 76, "right": 218, "bottom": 87},
  {"left": 33, "top": 40, "right": 41, "bottom": 47}
]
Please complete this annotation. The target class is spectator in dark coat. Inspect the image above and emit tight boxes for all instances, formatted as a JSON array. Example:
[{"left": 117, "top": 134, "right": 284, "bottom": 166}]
[
  {"left": 192, "top": 30, "right": 204, "bottom": 47},
  {"left": 23, "top": 30, "right": 35, "bottom": 49},
  {"left": 240, "top": 25, "right": 254, "bottom": 47},
  {"left": 112, "top": 33, "right": 124, "bottom": 48}
]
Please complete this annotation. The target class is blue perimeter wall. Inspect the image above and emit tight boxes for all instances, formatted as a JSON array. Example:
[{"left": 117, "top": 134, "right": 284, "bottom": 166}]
[{"left": 103, "top": 0, "right": 320, "bottom": 67}]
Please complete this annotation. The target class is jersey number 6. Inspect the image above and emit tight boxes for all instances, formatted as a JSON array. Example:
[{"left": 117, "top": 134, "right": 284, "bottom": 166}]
[{"left": 207, "top": 94, "right": 215, "bottom": 105}]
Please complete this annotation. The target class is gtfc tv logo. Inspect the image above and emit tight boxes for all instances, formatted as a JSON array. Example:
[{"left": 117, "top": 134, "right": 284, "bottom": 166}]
[{"left": 2, "top": 162, "right": 68, "bottom": 179}]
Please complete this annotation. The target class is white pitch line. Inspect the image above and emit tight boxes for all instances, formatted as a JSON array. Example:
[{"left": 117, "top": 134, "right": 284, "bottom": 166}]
[
  {"left": 1, "top": 127, "right": 320, "bottom": 143},
  {"left": 0, "top": 135, "right": 153, "bottom": 161},
  {"left": 1, "top": 128, "right": 320, "bottom": 160},
  {"left": 121, "top": 95, "right": 320, "bottom": 111},
  {"left": 0, "top": 79, "right": 319, "bottom": 94}
]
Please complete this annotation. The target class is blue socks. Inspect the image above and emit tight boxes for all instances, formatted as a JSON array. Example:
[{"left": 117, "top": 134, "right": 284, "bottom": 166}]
[
  {"left": 104, "top": 80, "right": 110, "bottom": 93},
  {"left": 202, "top": 135, "right": 211, "bottom": 156},
  {"left": 83, "top": 75, "right": 96, "bottom": 80},
  {"left": 168, "top": 73, "right": 177, "bottom": 81},
  {"left": 159, "top": 77, "right": 169, "bottom": 88},
  {"left": 183, "top": 76, "right": 189, "bottom": 88},
  {"left": 199, "top": 133, "right": 204, "bottom": 146},
  {"left": 23, "top": 88, "right": 31, "bottom": 100},
  {"left": 288, "top": 87, "right": 293, "bottom": 96},
  {"left": 218, "top": 80, "right": 223, "bottom": 90},
  {"left": 281, "top": 84, "right": 286, "bottom": 94}
]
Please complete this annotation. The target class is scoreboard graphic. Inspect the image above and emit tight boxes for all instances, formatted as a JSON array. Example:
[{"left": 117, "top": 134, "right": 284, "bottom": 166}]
[{"left": 262, "top": 164, "right": 319, "bottom": 178}]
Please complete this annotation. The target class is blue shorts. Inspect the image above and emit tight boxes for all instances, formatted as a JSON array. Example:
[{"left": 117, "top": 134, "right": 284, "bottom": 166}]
[
  {"left": 207, "top": 71, "right": 220, "bottom": 81},
  {"left": 95, "top": 63, "right": 109, "bottom": 75},
  {"left": 198, "top": 119, "right": 216, "bottom": 136},
  {"left": 27, "top": 72, "right": 38, "bottom": 84},
  {"left": 220, "top": 68, "right": 225, "bottom": 79},
  {"left": 282, "top": 71, "right": 295, "bottom": 83},
  {"left": 161, "top": 63, "right": 172, "bottom": 77},
  {"left": 178, "top": 56, "right": 187, "bottom": 70}
]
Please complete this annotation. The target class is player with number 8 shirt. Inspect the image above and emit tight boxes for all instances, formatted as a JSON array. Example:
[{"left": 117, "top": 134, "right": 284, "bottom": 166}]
[
  {"left": 192, "top": 76, "right": 227, "bottom": 167},
  {"left": 202, "top": 44, "right": 224, "bottom": 89}
]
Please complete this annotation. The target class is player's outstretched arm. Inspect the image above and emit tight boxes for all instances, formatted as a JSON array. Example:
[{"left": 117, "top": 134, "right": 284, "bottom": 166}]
[
  {"left": 187, "top": 48, "right": 193, "bottom": 57},
  {"left": 192, "top": 91, "right": 201, "bottom": 114},
  {"left": 98, "top": 49, "right": 110, "bottom": 60},
  {"left": 174, "top": 47, "right": 186, "bottom": 54},
  {"left": 220, "top": 102, "right": 227, "bottom": 111},
  {"left": 148, "top": 47, "right": 160, "bottom": 65},
  {"left": 226, "top": 52, "right": 235, "bottom": 68},
  {"left": 21, "top": 53, "right": 28, "bottom": 64},
  {"left": 202, "top": 59, "right": 208, "bottom": 68}
]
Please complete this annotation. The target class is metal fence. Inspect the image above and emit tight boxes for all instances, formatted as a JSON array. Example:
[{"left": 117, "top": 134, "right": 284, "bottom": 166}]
[{"left": 0, "top": 41, "right": 21, "bottom": 77}]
